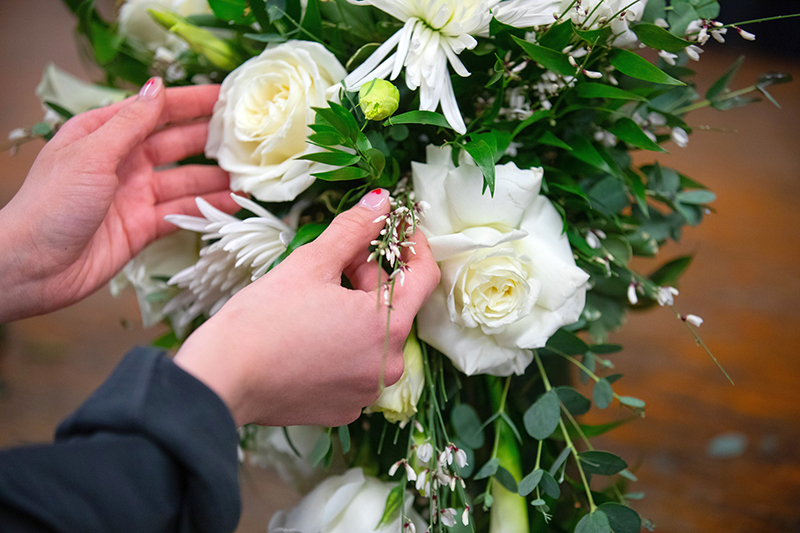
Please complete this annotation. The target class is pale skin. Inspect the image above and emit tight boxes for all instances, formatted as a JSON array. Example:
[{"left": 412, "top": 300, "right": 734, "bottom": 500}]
[{"left": 0, "top": 77, "right": 440, "bottom": 428}]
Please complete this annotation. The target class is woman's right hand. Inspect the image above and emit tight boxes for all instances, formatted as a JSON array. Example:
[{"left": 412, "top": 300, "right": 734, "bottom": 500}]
[{"left": 173, "top": 189, "right": 441, "bottom": 427}]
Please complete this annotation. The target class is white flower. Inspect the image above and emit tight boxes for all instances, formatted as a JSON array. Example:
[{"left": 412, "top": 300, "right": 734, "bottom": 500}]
[
  {"left": 413, "top": 145, "right": 589, "bottom": 376},
  {"left": 7, "top": 128, "right": 26, "bottom": 141},
  {"left": 657, "top": 286, "right": 679, "bottom": 306},
  {"left": 659, "top": 50, "right": 678, "bottom": 66},
  {"left": 118, "top": 0, "right": 212, "bottom": 52},
  {"left": 454, "top": 447, "right": 468, "bottom": 468},
  {"left": 36, "top": 64, "right": 128, "bottom": 116},
  {"left": 206, "top": 41, "right": 347, "bottom": 202},
  {"left": 737, "top": 27, "right": 756, "bottom": 41},
  {"left": 440, "top": 508, "right": 457, "bottom": 527},
  {"left": 344, "top": 0, "right": 498, "bottom": 134},
  {"left": 492, "top": 0, "right": 562, "bottom": 28},
  {"left": 162, "top": 194, "right": 293, "bottom": 335},
  {"left": 685, "top": 314, "right": 704, "bottom": 327},
  {"left": 671, "top": 127, "right": 689, "bottom": 148},
  {"left": 627, "top": 283, "right": 638, "bottom": 305},
  {"left": 416, "top": 442, "right": 434, "bottom": 464},
  {"left": 686, "top": 44, "right": 703, "bottom": 62},
  {"left": 248, "top": 426, "right": 333, "bottom": 494},
  {"left": 109, "top": 230, "right": 199, "bottom": 328},
  {"left": 268, "top": 468, "right": 426, "bottom": 533},
  {"left": 364, "top": 331, "right": 425, "bottom": 426}
]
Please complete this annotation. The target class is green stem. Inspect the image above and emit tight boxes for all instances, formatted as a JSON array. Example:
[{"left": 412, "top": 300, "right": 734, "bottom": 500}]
[
  {"left": 724, "top": 13, "right": 800, "bottom": 28},
  {"left": 674, "top": 85, "right": 757, "bottom": 114}
]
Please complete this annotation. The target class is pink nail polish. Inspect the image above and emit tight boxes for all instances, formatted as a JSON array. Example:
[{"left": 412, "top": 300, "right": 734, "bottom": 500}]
[
  {"left": 139, "top": 77, "right": 163, "bottom": 99},
  {"left": 359, "top": 189, "right": 389, "bottom": 210}
]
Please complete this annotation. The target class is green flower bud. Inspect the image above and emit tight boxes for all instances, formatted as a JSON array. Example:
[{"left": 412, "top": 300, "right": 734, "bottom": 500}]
[
  {"left": 147, "top": 9, "right": 240, "bottom": 71},
  {"left": 358, "top": 79, "right": 400, "bottom": 121}
]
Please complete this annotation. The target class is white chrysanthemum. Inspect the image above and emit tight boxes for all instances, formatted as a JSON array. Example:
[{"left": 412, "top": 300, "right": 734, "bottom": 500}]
[
  {"left": 345, "top": 0, "right": 501, "bottom": 134},
  {"left": 162, "top": 194, "right": 294, "bottom": 334}
]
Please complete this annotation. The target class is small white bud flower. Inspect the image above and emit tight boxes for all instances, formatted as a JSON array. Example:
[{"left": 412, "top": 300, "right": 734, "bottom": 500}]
[
  {"left": 671, "top": 127, "right": 689, "bottom": 148},
  {"left": 627, "top": 283, "right": 639, "bottom": 305},
  {"left": 403, "top": 462, "right": 417, "bottom": 482},
  {"left": 416, "top": 442, "right": 434, "bottom": 463},
  {"left": 415, "top": 469, "right": 429, "bottom": 492},
  {"left": 685, "top": 314, "right": 704, "bottom": 327},
  {"left": 659, "top": 50, "right": 678, "bottom": 66},
  {"left": 686, "top": 45, "right": 704, "bottom": 62},
  {"left": 440, "top": 509, "right": 457, "bottom": 527},
  {"left": 404, "top": 521, "right": 416, "bottom": 533},
  {"left": 8, "top": 128, "right": 26, "bottom": 141},
  {"left": 568, "top": 55, "right": 579, "bottom": 68},
  {"left": 414, "top": 420, "right": 424, "bottom": 433},
  {"left": 454, "top": 448, "right": 468, "bottom": 468},
  {"left": 389, "top": 461, "right": 401, "bottom": 477},
  {"left": 657, "top": 286, "right": 679, "bottom": 306},
  {"left": 654, "top": 18, "right": 669, "bottom": 29},
  {"left": 582, "top": 69, "right": 603, "bottom": 79},
  {"left": 711, "top": 28, "right": 727, "bottom": 43},
  {"left": 738, "top": 28, "right": 756, "bottom": 41},
  {"left": 462, "top": 507, "right": 470, "bottom": 526}
]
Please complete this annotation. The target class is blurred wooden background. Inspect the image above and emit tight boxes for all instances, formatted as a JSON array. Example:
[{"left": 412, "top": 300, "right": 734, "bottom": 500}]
[{"left": 1, "top": 1, "right": 798, "bottom": 532}]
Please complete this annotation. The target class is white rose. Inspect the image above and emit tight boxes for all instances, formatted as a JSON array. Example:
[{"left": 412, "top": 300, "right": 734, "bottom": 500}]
[
  {"left": 248, "top": 425, "right": 335, "bottom": 495},
  {"left": 36, "top": 64, "right": 128, "bottom": 116},
  {"left": 109, "top": 231, "right": 199, "bottom": 328},
  {"left": 269, "top": 468, "right": 426, "bottom": 533},
  {"left": 364, "top": 331, "right": 425, "bottom": 426},
  {"left": 205, "top": 41, "right": 347, "bottom": 202},
  {"left": 413, "top": 145, "right": 589, "bottom": 376},
  {"left": 118, "top": 0, "right": 212, "bottom": 52}
]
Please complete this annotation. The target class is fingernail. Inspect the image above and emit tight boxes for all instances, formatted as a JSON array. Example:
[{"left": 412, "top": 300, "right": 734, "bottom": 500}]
[
  {"left": 139, "top": 77, "right": 163, "bottom": 99},
  {"left": 359, "top": 189, "right": 389, "bottom": 210}
]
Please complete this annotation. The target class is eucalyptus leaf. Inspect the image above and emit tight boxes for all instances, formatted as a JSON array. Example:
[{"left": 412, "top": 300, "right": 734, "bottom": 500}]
[
  {"left": 452, "top": 404, "right": 485, "bottom": 449},
  {"left": 309, "top": 432, "right": 331, "bottom": 467},
  {"left": 575, "top": 510, "right": 612, "bottom": 533},
  {"left": 539, "top": 470, "right": 560, "bottom": 499},
  {"left": 523, "top": 389, "right": 561, "bottom": 440},
  {"left": 593, "top": 378, "right": 613, "bottom": 409},
  {"left": 619, "top": 396, "right": 646, "bottom": 409},
  {"left": 676, "top": 190, "right": 716, "bottom": 205},
  {"left": 337, "top": 425, "right": 351, "bottom": 454},
  {"left": 474, "top": 458, "right": 500, "bottom": 480},
  {"left": 598, "top": 503, "right": 642, "bottom": 533},
  {"left": 494, "top": 466, "right": 518, "bottom": 492},
  {"left": 556, "top": 386, "right": 591, "bottom": 415},
  {"left": 579, "top": 450, "right": 628, "bottom": 475},
  {"left": 518, "top": 469, "right": 544, "bottom": 496}
]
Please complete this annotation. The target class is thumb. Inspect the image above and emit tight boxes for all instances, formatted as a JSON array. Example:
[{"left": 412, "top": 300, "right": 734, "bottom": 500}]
[
  {"left": 91, "top": 77, "right": 166, "bottom": 163},
  {"left": 311, "top": 189, "right": 392, "bottom": 277}
]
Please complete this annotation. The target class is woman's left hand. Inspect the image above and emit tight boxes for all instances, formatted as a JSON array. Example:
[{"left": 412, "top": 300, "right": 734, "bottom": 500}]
[{"left": 0, "top": 77, "right": 238, "bottom": 322}]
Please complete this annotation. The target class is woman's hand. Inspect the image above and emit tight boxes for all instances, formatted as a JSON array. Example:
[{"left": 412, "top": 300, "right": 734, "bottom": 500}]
[
  {"left": 0, "top": 77, "right": 238, "bottom": 323},
  {"left": 174, "top": 190, "right": 441, "bottom": 427}
]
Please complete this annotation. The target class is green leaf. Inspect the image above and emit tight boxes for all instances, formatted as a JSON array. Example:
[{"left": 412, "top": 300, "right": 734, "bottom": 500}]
[
  {"left": 577, "top": 83, "right": 648, "bottom": 102},
  {"left": 313, "top": 106, "right": 351, "bottom": 138},
  {"left": 301, "top": 0, "right": 322, "bottom": 34},
  {"left": 588, "top": 177, "right": 628, "bottom": 215},
  {"left": 243, "top": 32, "right": 288, "bottom": 42},
  {"left": 365, "top": 148, "right": 386, "bottom": 177},
  {"left": 89, "top": 21, "right": 121, "bottom": 64},
  {"left": 598, "top": 503, "right": 642, "bottom": 533},
  {"left": 539, "top": 470, "right": 560, "bottom": 499},
  {"left": 309, "top": 432, "right": 331, "bottom": 467},
  {"left": 610, "top": 49, "right": 685, "bottom": 86},
  {"left": 706, "top": 55, "right": 745, "bottom": 102},
  {"left": 593, "top": 378, "right": 613, "bottom": 409},
  {"left": 31, "top": 122, "right": 52, "bottom": 137},
  {"left": 642, "top": 0, "right": 666, "bottom": 23},
  {"left": 44, "top": 101, "right": 75, "bottom": 119},
  {"left": 608, "top": 118, "right": 667, "bottom": 152},
  {"left": 619, "top": 396, "right": 646, "bottom": 409},
  {"left": 667, "top": 2, "right": 698, "bottom": 36},
  {"left": 376, "top": 484, "right": 404, "bottom": 528},
  {"left": 500, "top": 411, "right": 523, "bottom": 444},
  {"left": 495, "top": 466, "right": 518, "bottom": 492},
  {"left": 337, "top": 425, "right": 351, "bottom": 454},
  {"left": 313, "top": 166, "right": 370, "bottom": 181},
  {"left": 266, "top": 0, "right": 287, "bottom": 22},
  {"left": 208, "top": 0, "right": 249, "bottom": 22},
  {"left": 523, "top": 389, "right": 561, "bottom": 440},
  {"left": 675, "top": 190, "right": 716, "bottom": 204},
  {"left": 633, "top": 23, "right": 692, "bottom": 52},
  {"left": 649, "top": 255, "right": 693, "bottom": 286},
  {"left": 546, "top": 328, "right": 588, "bottom": 356},
  {"left": 568, "top": 136, "right": 613, "bottom": 174},
  {"left": 603, "top": 235, "right": 633, "bottom": 265},
  {"left": 576, "top": 510, "right": 612, "bottom": 533},
  {"left": 299, "top": 151, "right": 360, "bottom": 166},
  {"left": 452, "top": 404, "right": 485, "bottom": 449},
  {"left": 384, "top": 110, "right": 451, "bottom": 129},
  {"left": 511, "top": 109, "right": 550, "bottom": 139},
  {"left": 474, "top": 458, "right": 499, "bottom": 480},
  {"left": 463, "top": 139, "right": 496, "bottom": 195},
  {"left": 269, "top": 223, "right": 326, "bottom": 270},
  {"left": 579, "top": 450, "right": 628, "bottom": 475},
  {"left": 537, "top": 131, "right": 572, "bottom": 150},
  {"left": 590, "top": 344, "right": 622, "bottom": 354},
  {"left": 555, "top": 386, "right": 591, "bottom": 416},
  {"left": 518, "top": 469, "right": 544, "bottom": 497},
  {"left": 512, "top": 36, "right": 575, "bottom": 77},
  {"left": 308, "top": 131, "right": 346, "bottom": 146}
]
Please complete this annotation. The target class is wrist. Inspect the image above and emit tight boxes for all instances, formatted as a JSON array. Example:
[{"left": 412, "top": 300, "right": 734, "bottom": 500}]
[{"left": 0, "top": 205, "right": 45, "bottom": 322}]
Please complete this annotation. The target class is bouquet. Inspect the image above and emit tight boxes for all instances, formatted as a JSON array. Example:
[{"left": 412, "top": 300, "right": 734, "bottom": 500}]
[{"left": 14, "top": 0, "right": 795, "bottom": 531}]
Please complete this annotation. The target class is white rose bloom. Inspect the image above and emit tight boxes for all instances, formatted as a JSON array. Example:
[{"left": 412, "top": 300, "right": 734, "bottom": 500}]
[
  {"left": 364, "top": 331, "right": 425, "bottom": 426},
  {"left": 206, "top": 41, "right": 347, "bottom": 202},
  {"left": 118, "top": 0, "right": 212, "bottom": 52},
  {"left": 413, "top": 145, "right": 589, "bottom": 376},
  {"left": 36, "top": 64, "right": 128, "bottom": 116},
  {"left": 269, "top": 468, "right": 426, "bottom": 533},
  {"left": 109, "top": 230, "right": 200, "bottom": 328},
  {"left": 248, "top": 426, "right": 333, "bottom": 495}
]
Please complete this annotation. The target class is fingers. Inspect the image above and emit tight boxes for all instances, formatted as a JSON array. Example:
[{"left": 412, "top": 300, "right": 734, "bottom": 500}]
[
  {"left": 310, "top": 189, "right": 392, "bottom": 280},
  {"left": 392, "top": 230, "right": 441, "bottom": 314},
  {"left": 87, "top": 77, "right": 167, "bottom": 165},
  {"left": 50, "top": 83, "right": 220, "bottom": 150},
  {"left": 154, "top": 190, "right": 240, "bottom": 238},
  {"left": 143, "top": 121, "right": 210, "bottom": 167},
  {"left": 152, "top": 165, "right": 230, "bottom": 203}
]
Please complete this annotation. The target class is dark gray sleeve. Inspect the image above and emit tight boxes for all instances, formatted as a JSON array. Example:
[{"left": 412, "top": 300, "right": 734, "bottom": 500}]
[{"left": 0, "top": 346, "right": 241, "bottom": 533}]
